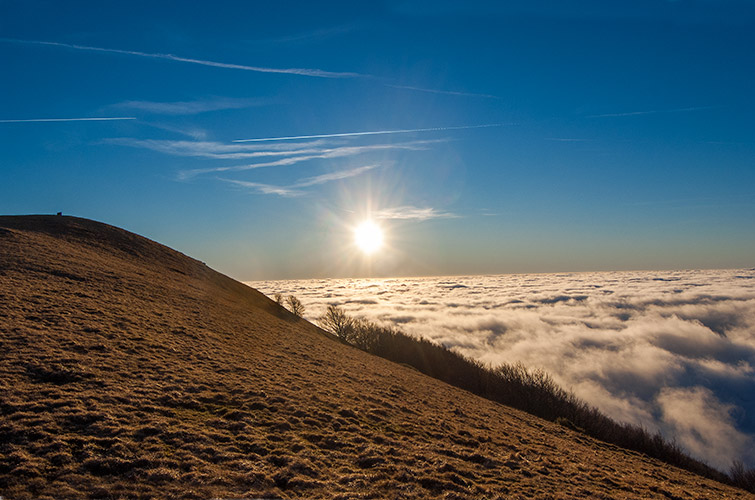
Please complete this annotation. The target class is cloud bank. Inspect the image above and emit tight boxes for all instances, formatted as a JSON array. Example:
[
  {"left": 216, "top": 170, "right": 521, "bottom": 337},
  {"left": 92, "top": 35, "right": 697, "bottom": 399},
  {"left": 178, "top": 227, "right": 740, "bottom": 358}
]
[{"left": 250, "top": 268, "right": 755, "bottom": 470}]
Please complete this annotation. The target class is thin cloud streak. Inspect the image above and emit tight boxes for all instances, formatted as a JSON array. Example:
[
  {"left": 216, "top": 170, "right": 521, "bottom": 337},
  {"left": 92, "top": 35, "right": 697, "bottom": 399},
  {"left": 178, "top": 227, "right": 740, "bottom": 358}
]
[
  {"left": 2, "top": 38, "right": 362, "bottom": 79},
  {"left": 220, "top": 164, "right": 379, "bottom": 197},
  {"left": 105, "top": 137, "right": 337, "bottom": 159},
  {"left": 588, "top": 106, "right": 720, "bottom": 118},
  {"left": 233, "top": 123, "right": 504, "bottom": 143},
  {"left": 222, "top": 179, "right": 302, "bottom": 197},
  {"left": 295, "top": 164, "right": 379, "bottom": 188},
  {"left": 545, "top": 137, "right": 590, "bottom": 142},
  {"left": 249, "top": 25, "right": 358, "bottom": 46},
  {"left": 0, "top": 117, "right": 135, "bottom": 123},
  {"left": 386, "top": 84, "right": 499, "bottom": 99},
  {"left": 374, "top": 205, "right": 459, "bottom": 221},
  {"left": 139, "top": 122, "right": 210, "bottom": 141},
  {"left": 111, "top": 97, "right": 267, "bottom": 115}
]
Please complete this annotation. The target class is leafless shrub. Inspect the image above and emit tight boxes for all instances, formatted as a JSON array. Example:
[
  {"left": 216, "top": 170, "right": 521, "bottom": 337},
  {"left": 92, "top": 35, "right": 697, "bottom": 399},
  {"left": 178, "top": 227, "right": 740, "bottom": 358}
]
[
  {"left": 730, "top": 461, "right": 755, "bottom": 492},
  {"left": 286, "top": 295, "right": 305, "bottom": 317},
  {"left": 319, "top": 305, "right": 354, "bottom": 340}
]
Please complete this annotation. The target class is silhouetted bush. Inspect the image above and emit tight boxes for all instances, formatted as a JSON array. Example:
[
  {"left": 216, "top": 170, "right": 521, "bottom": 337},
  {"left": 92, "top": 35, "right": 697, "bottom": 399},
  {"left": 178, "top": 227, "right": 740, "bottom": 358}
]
[
  {"left": 285, "top": 296, "right": 305, "bottom": 317},
  {"left": 319, "top": 306, "right": 745, "bottom": 491},
  {"left": 319, "top": 305, "right": 354, "bottom": 340},
  {"left": 730, "top": 461, "right": 755, "bottom": 492}
]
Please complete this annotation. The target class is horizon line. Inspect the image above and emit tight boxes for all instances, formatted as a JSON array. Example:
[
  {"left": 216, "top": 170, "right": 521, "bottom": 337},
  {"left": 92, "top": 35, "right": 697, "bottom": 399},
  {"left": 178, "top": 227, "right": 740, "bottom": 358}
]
[{"left": 242, "top": 265, "right": 752, "bottom": 282}]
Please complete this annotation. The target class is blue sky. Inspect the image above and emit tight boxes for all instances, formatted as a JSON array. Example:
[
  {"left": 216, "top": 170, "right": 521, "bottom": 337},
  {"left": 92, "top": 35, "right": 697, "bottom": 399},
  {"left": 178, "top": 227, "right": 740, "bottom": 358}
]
[{"left": 2, "top": 0, "right": 754, "bottom": 279}]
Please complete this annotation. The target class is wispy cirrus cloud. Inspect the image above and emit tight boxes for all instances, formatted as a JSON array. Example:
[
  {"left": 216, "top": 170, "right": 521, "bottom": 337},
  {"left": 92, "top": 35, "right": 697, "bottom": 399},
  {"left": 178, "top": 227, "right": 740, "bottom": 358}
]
[
  {"left": 0, "top": 116, "right": 135, "bottom": 123},
  {"left": 111, "top": 96, "right": 267, "bottom": 115},
  {"left": 104, "top": 137, "right": 333, "bottom": 159},
  {"left": 1, "top": 38, "right": 363, "bottom": 79},
  {"left": 374, "top": 205, "right": 459, "bottom": 220},
  {"left": 139, "top": 122, "right": 210, "bottom": 141},
  {"left": 105, "top": 138, "right": 435, "bottom": 179},
  {"left": 222, "top": 179, "right": 301, "bottom": 197},
  {"left": 295, "top": 164, "right": 379, "bottom": 187},
  {"left": 221, "top": 164, "right": 380, "bottom": 197},
  {"left": 233, "top": 123, "right": 504, "bottom": 143},
  {"left": 178, "top": 141, "right": 437, "bottom": 178},
  {"left": 588, "top": 106, "right": 720, "bottom": 118}
]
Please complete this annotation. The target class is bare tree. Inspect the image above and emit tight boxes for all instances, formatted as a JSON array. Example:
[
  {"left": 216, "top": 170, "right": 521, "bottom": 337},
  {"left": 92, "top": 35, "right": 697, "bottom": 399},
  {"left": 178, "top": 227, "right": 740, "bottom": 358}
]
[
  {"left": 319, "top": 304, "right": 353, "bottom": 339},
  {"left": 273, "top": 293, "right": 284, "bottom": 306},
  {"left": 286, "top": 295, "right": 305, "bottom": 317}
]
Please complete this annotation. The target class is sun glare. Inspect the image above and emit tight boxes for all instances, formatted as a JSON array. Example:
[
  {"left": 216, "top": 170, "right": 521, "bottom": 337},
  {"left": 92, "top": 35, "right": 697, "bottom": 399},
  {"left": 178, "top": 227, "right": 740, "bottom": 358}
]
[{"left": 354, "top": 220, "right": 384, "bottom": 255}]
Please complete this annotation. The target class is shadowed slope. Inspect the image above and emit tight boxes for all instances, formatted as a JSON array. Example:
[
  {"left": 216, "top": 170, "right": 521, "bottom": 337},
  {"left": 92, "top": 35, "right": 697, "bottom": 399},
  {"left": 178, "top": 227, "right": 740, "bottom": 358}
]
[{"left": 0, "top": 215, "right": 749, "bottom": 499}]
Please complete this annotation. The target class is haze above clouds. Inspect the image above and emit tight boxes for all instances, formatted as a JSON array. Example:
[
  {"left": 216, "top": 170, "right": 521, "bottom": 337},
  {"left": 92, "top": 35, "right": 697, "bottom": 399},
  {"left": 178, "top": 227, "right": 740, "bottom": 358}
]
[{"left": 250, "top": 268, "right": 755, "bottom": 470}]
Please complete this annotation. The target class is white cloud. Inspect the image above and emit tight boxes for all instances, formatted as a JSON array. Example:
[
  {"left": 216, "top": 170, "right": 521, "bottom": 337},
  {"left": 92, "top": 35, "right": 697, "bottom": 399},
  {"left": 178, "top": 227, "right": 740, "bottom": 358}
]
[{"left": 657, "top": 387, "right": 753, "bottom": 470}]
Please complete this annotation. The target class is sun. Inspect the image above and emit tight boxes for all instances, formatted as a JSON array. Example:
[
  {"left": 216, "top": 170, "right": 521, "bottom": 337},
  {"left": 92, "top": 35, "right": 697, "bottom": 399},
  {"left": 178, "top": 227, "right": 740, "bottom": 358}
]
[{"left": 354, "top": 220, "right": 384, "bottom": 255}]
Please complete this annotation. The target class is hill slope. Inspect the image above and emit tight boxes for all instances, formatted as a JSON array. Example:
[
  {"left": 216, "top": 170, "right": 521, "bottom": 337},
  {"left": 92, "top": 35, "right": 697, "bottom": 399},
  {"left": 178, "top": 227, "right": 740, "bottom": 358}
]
[{"left": 0, "top": 215, "right": 749, "bottom": 499}]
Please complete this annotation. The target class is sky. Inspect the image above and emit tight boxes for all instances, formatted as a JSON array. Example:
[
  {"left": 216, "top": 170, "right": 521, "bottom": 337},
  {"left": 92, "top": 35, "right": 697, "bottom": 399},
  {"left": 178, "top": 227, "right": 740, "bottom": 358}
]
[{"left": 1, "top": 0, "right": 754, "bottom": 279}]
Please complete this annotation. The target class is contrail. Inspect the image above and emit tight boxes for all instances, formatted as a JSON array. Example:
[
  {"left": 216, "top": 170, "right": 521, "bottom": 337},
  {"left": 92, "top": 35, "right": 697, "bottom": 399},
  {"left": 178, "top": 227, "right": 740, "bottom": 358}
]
[
  {"left": 0, "top": 117, "right": 136, "bottom": 123},
  {"left": 386, "top": 84, "right": 499, "bottom": 99},
  {"left": 587, "top": 106, "right": 719, "bottom": 118},
  {"left": 232, "top": 123, "right": 504, "bottom": 143},
  {"left": 1, "top": 38, "right": 361, "bottom": 79}
]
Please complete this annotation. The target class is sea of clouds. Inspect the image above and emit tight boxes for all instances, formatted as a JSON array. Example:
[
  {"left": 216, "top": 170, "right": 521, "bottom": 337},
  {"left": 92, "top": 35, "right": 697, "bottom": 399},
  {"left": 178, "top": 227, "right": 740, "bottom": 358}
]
[{"left": 248, "top": 268, "right": 755, "bottom": 470}]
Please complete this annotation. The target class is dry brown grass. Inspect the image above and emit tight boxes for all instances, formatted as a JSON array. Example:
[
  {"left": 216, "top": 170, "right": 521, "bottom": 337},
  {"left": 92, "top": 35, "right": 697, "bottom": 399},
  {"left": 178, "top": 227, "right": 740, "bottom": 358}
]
[{"left": 0, "top": 215, "right": 751, "bottom": 499}]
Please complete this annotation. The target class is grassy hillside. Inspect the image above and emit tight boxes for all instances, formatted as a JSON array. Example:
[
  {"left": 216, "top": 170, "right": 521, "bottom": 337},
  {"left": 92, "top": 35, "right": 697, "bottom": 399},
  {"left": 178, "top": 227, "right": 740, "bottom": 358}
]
[{"left": 0, "top": 215, "right": 749, "bottom": 499}]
